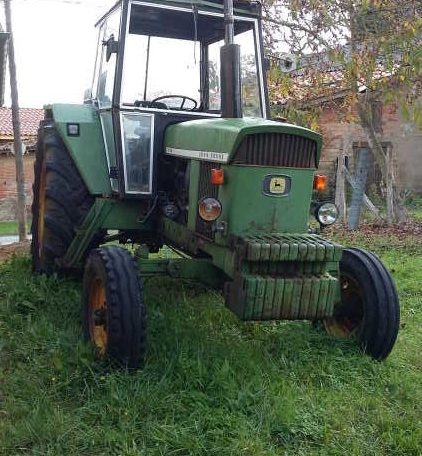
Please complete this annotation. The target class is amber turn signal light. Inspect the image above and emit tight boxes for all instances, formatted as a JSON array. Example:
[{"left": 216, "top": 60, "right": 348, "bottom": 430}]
[
  {"left": 313, "top": 174, "right": 328, "bottom": 192},
  {"left": 211, "top": 168, "right": 225, "bottom": 185}
]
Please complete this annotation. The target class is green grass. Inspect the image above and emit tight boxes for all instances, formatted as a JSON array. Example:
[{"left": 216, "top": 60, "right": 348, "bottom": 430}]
[
  {"left": 0, "top": 235, "right": 421, "bottom": 455},
  {"left": 409, "top": 208, "right": 422, "bottom": 222},
  {"left": 0, "top": 221, "right": 32, "bottom": 237},
  {"left": 0, "top": 221, "right": 18, "bottom": 236}
]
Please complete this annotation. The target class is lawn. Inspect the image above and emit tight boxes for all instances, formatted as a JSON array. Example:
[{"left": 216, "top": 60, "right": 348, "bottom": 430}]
[
  {"left": 0, "top": 221, "right": 18, "bottom": 236},
  {"left": 0, "top": 221, "right": 32, "bottom": 237},
  {"left": 0, "top": 230, "right": 421, "bottom": 455}
]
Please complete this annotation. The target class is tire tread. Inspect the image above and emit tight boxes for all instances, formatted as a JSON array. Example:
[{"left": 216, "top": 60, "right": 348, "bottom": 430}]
[
  {"left": 82, "top": 246, "right": 146, "bottom": 369},
  {"left": 338, "top": 248, "right": 400, "bottom": 360}
]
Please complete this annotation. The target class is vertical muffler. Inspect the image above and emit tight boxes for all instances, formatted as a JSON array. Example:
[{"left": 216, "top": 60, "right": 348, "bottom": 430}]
[{"left": 220, "top": 0, "right": 242, "bottom": 118}]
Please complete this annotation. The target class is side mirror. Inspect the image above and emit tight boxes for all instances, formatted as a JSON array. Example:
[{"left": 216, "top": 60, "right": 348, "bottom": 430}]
[
  {"left": 83, "top": 88, "right": 92, "bottom": 102},
  {"left": 103, "top": 34, "right": 118, "bottom": 62}
]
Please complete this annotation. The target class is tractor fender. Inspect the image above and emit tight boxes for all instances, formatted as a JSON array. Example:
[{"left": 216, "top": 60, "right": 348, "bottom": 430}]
[{"left": 50, "top": 104, "right": 112, "bottom": 196}]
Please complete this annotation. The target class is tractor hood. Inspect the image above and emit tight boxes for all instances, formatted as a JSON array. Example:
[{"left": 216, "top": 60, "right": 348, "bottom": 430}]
[{"left": 164, "top": 117, "right": 323, "bottom": 166}]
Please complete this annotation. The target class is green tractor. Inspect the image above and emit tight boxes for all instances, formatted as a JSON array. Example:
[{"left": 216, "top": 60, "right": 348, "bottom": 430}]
[{"left": 31, "top": 0, "right": 399, "bottom": 368}]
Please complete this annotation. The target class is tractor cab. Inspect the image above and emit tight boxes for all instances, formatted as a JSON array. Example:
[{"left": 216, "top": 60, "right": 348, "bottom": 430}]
[{"left": 88, "top": 0, "right": 268, "bottom": 197}]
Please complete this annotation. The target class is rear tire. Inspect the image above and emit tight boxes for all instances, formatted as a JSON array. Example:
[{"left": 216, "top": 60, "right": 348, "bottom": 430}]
[
  {"left": 82, "top": 246, "right": 146, "bottom": 369},
  {"left": 31, "top": 123, "right": 96, "bottom": 273},
  {"left": 324, "top": 248, "right": 400, "bottom": 360}
]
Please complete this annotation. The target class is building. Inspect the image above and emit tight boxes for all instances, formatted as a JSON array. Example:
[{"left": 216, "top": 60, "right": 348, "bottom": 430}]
[
  {"left": 270, "top": 63, "right": 422, "bottom": 196},
  {"left": 317, "top": 99, "right": 422, "bottom": 195},
  {"left": 0, "top": 107, "right": 44, "bottom": 220}
]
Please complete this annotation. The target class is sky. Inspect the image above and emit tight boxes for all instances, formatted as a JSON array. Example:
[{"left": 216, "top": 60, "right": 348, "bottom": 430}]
[{"left": 1, "top": 0, "right": 117, "bottom": 108}]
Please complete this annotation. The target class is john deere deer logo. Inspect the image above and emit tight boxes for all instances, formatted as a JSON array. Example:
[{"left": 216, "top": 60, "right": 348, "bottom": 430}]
[
  {"left": 263, "top": 175, "right": 291, "bottom": 197},
  {"left": 270, "top": 177, "right": 286, "bottom": 194}
]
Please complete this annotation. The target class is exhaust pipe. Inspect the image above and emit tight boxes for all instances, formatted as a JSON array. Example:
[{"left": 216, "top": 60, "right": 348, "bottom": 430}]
[{"left": 220, "top": 0, "right": 242, "bottom": 118}]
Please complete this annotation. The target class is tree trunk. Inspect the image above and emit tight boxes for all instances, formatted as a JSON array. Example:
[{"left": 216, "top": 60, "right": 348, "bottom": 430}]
[
  {"left": 386, "top": 144, "right": 407, "bottom": 223},
  {"left": 385, "top": 146, "right": 394, "bottom": 223},
  {"left": 357, "top": 98, "right": 407, "bottom": 224}
]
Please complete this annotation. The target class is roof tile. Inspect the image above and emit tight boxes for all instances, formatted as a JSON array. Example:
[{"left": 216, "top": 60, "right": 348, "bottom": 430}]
[{"left": 0, "top": 107, "right": 44, "bottom": 138}]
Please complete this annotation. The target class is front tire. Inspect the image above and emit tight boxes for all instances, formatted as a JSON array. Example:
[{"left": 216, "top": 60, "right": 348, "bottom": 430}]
[
  {"left": 82, "top": 246, "right": 146, "bottom": 369},
  {"left": 324, "top": 248, "right": 400, "bottom": 360},
  {"left": 31, "top": 123, "right": 95, "bottom": 273}
]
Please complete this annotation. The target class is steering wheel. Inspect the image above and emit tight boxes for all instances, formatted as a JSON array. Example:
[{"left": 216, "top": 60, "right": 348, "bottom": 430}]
[{"left": 151, "top": 95, "right": 198, "bottom": 111}]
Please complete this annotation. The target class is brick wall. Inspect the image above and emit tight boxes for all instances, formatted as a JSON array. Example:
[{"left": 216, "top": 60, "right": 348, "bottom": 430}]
[
  {"left": 317, "top": 102, "right": 422, "bottom": 194},
  {"left": 0, "top": 153, "right": 35, "bottom": 221}
]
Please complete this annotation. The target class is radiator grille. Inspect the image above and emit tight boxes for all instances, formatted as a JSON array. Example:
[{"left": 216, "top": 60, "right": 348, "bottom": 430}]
[
  {"left": 195, "top": 162, "right": 219, "bottom": 238},
  {"left": 232, "top": 133, "right": 317, "bottom": 168}
]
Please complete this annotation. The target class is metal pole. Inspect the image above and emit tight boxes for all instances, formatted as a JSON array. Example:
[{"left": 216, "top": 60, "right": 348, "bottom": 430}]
[
  {"left": 143, "top": 35, "right": 151, "bottom": 101},
  {"left": 4, "top": 0, "right": 27, "bottom": 241},
  {"left": 224, "top": 0, "right": 234, "bottom": 45}
]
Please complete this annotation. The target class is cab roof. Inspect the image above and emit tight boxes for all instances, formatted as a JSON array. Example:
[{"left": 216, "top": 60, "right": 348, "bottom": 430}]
[{"left": 96, "top": 0, "right": 261, "bottom": 29}]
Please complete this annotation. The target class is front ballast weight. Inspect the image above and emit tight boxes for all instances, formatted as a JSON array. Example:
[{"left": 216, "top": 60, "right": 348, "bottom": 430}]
[{"left": 225, "top": 234, "right": 343, "bottom": 321}]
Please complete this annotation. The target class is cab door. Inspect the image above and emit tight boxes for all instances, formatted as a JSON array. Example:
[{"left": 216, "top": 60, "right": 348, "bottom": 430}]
[
  {"left": 94, "top": 3, "right": 122, "bottom": 194},
  {"left": 94, "top": 1, "right": 155, "bottom": 198}
]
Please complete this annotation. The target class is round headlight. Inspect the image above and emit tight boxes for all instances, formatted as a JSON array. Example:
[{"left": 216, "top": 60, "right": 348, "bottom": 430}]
[
  {"left": 198, "top": 197, "right": 222, "bottom": 221},
  {"left": 316, "top": 203, "right": 338, "bottom": 226}
]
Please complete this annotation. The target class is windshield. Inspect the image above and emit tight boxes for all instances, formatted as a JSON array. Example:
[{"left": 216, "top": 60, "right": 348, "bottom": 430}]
[
  {"left": 122, "top": 35, "right": 200, "bottom": 105},
  {"left": 120, "top": 3, "right": 264, "bottom": 117}
]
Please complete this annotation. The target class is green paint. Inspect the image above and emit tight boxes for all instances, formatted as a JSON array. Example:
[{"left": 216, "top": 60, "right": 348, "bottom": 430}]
[
  {"left": 63, "top": 199, "right": 113, "bottom": 268},
  {"left": 165, "top": 118, "right": 323, "bottom": 165},
  {"left": 63, "top": 198, "right": 155, "bottom": 268},
  {"left": 99, "top": 111, "right": 119, "bottom": 192},
  {"left": 218, "top": 166, "right": 315, "bottom": 235},
  {"left": 52, "top": 104, "right": 111, "bottom": 195},
  {"left": 234, "top": 273, "right": 338, "bottom": 321},
  {"left": 101, "top": 200, "right": 154, "bottom": 230},
  {"left": 137, "top": 258, "right": 226, "bottom": 290},
  {"left": 241, "top": 235, "right": 343, "bottom": 263},
  {"left": 160, "top": 218, "right": 237, "bottom": 278},
  {"left": 187, "top": 161, "right": 200, "bottom": 231}
]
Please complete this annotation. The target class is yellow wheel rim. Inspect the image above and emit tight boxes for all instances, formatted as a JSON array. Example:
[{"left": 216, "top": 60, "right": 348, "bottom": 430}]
[
  {"left": 324, "top": 274, "right": 364, "bottom": 338},
  {"left": 37, "top": 159, "right": 47, "bottom": 258},
  {"left": 88, "top": 277, "right": 108, "bottom": 355}
]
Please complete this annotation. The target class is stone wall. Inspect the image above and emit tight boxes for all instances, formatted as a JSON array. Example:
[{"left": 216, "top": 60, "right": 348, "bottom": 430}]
[{"left": 0, "top": 154, "right": 35, "bottom": 221}]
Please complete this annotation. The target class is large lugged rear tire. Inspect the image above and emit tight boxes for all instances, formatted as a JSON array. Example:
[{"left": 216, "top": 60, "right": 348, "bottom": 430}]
[
  {"left": 82, "top": 246, "right": 146, "bottom": 369},
  {"left": 324, "top": 248, "right": 400, "bottom": 360},
  {"left": 31, "top": 122, "right": 95, "bottom": 274}
]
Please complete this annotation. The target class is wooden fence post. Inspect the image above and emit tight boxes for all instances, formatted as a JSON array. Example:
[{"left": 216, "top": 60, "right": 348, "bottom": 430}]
[
  {"left": 4, "top": 0, "right": 27, "bottom": 241},
  {"left": 335, "top": 148, "right": 346, "bottom": 222},
  {"left": 348, "top": 148, "right": 371, "bottom": 229}
]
